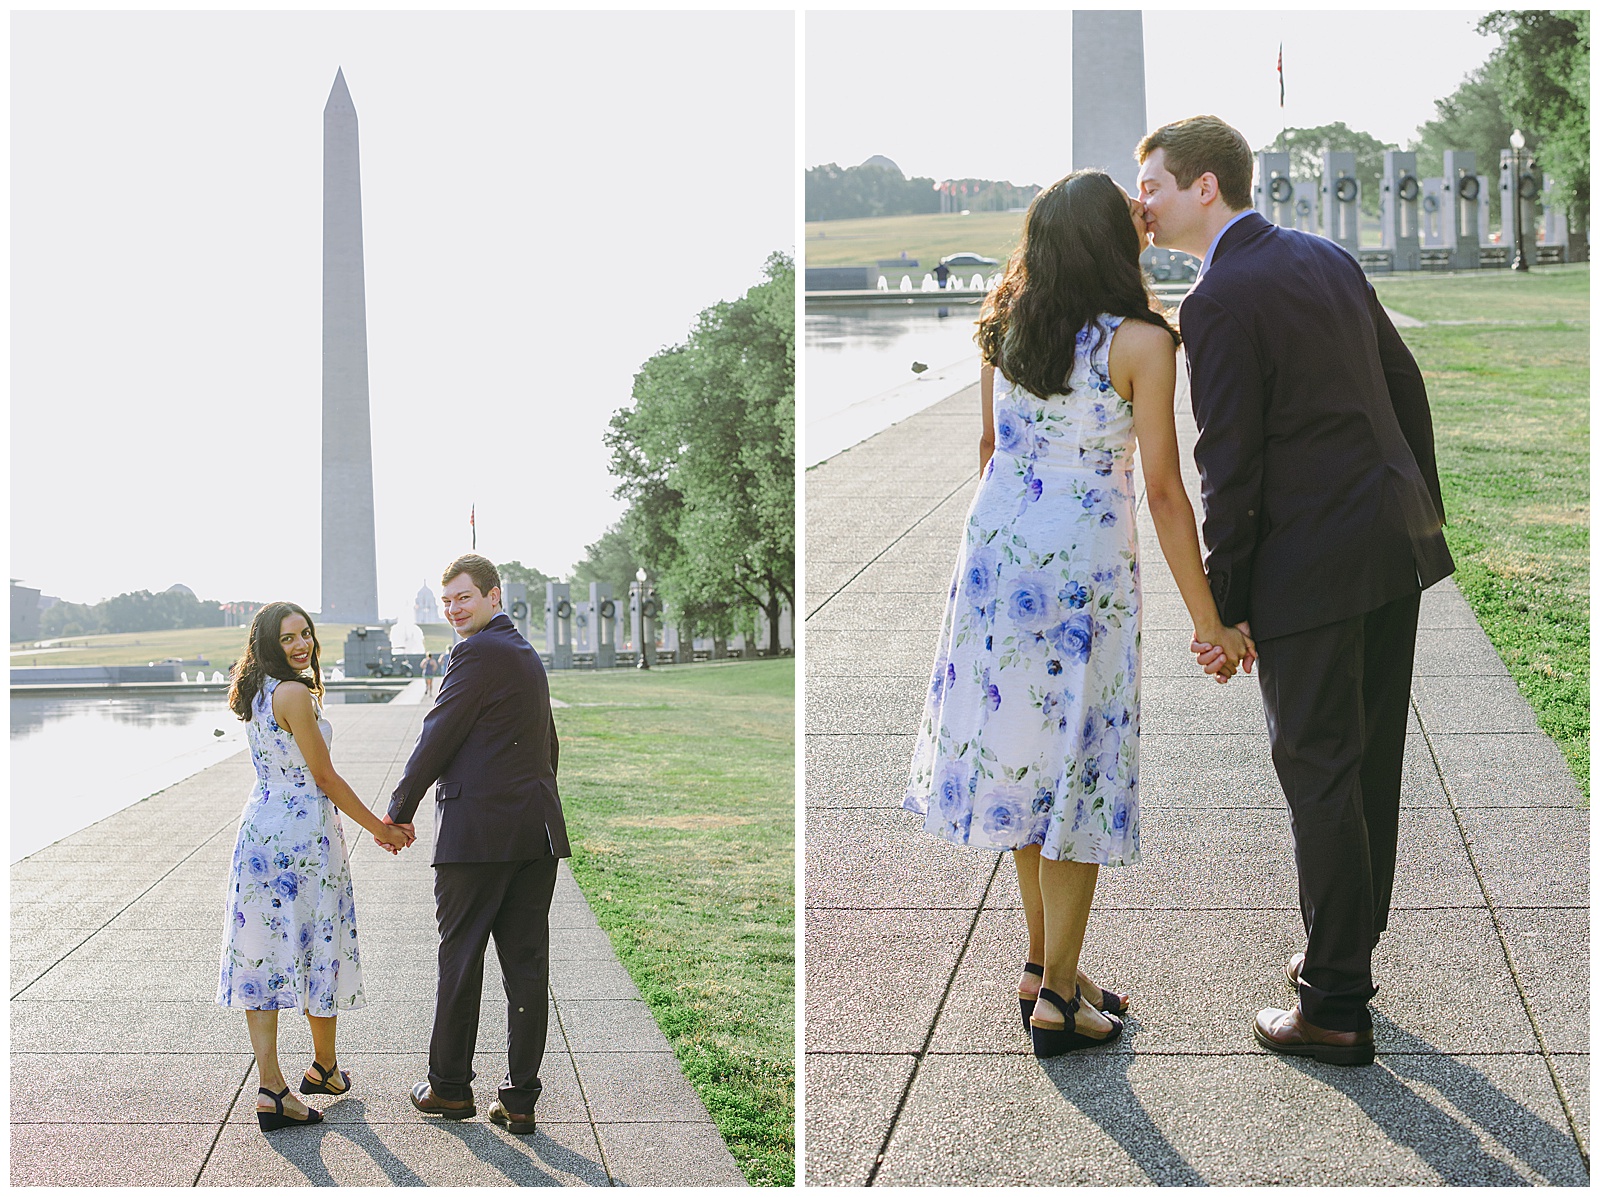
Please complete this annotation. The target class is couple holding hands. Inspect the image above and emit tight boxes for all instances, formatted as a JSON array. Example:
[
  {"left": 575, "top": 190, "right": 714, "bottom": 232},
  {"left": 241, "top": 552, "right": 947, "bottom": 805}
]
[
  {"left": 216, "top": 554, "right": 566, "bottom": 1133},
  {"left": 904, "top": 115, "right": 1454, "bottom": 1065}
]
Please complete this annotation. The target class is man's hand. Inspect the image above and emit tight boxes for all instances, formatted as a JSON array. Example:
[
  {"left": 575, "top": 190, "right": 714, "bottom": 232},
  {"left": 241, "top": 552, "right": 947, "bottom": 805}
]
[
  {"left": 376, "top": 813, "right": 416, "bottom": 855},
  {"left": 1191, "top": 621, "right": 1256, "bottom": 684}
]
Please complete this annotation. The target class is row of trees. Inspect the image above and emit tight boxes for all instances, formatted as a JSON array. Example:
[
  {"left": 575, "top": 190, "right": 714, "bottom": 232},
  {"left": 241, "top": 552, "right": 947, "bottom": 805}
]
[
  {"left": 806, "top": 162, "right": 1037, "bottom": 222},
  {"left": 39, "top": 589, "right": 227, "bottom": 639}
]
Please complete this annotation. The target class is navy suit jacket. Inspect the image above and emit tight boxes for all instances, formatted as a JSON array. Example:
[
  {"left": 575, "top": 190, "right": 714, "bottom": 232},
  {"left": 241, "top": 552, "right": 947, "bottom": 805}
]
[
  {"left": 388, "top": 612, "right": 570, "bottom": 864},
  {"left": 1179, "top": 210, "right": 1455, "bottom": 640}
]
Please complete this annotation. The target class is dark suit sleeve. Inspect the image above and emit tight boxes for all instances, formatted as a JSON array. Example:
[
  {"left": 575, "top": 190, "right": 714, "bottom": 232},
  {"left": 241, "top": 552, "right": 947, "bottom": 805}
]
[
  {"left": 548, "top": 709, "right": 560, "bottom": 778},
  {"left": 387, "top": 640, "right": 484, "bottom": 823},
  {"left": 1366, "top": 283, "right": 1447, "bottom": 524},
  {"left": 1181, "top": 291, "right": 1266, "bottom": 627}
]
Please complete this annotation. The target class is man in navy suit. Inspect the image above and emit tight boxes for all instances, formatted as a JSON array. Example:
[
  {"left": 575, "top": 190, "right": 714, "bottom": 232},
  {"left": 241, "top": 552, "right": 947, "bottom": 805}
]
[
  {"left": 1136, "top": 116, "right": 1454, "bottom": 1064},
  {"left": 382, "top": 553, "right": 569, "bottom": 1130}
]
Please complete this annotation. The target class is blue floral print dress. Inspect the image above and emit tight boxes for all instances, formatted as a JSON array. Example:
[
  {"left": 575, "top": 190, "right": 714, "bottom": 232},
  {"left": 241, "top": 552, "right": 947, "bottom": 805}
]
[
  {"left": 905, "top": 314, "right": 1141, "bottom": 865},
  {"left": 217, "top": 677, "right": 366, "bottom": 1013}
]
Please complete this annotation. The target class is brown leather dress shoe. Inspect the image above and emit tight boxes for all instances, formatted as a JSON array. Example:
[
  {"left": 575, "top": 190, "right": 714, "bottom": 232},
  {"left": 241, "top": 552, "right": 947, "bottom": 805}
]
[
  {"left": 1254, "top": 1005, "right": 1374, "bottom": 1066},
  {"left": 488, "top": 1100, "right": 537, "bottom": 1135},
  {"left": 1286, "top": 951, "right": 1305, "bottom": 988},
  {"left": 410, "top": 1081, "right": 476, "bottom": 1119}
]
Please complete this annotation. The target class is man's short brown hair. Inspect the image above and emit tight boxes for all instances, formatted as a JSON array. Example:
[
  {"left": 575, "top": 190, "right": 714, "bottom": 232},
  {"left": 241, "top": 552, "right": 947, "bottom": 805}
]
[
  {"left": 441, "top": 553, "right": 501, "bottom": 599},
  {"left": 1137, "top": 115, "right": 1254, "bottom": 211}
]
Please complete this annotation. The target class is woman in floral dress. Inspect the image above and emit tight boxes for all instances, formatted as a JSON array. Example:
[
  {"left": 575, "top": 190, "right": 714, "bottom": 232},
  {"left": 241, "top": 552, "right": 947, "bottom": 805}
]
[
  {"left": 218, "top": 602, "right": 412, "bottom": 1130},
  {"left": 904, "top": 171, "right": 1252, "bottom": 1057}
]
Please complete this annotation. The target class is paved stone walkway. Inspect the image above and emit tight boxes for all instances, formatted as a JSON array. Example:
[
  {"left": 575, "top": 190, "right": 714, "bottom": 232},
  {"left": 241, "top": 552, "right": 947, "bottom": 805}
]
[
  {"left": 11, "top": 681, "right": 745, "bottom": 1186},
  {"left": 804, "top": 374, "right": 1589, "bottom": 1185}
]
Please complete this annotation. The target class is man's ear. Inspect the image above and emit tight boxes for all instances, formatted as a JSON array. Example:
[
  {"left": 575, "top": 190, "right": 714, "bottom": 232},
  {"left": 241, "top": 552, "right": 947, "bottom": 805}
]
[
  {"left": 489, "top": 586, "right": 503, "bottom": 610},
  {"left": 1197, "top": 172, "right": 1221, "bottom": 206}
]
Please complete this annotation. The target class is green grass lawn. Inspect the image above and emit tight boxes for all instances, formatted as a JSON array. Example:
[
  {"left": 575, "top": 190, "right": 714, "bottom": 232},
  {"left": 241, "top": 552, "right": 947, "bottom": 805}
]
[
  {"left": 548, "top": 659, "right": 794, "bottom": 1185},
  {"left": 806, "top": 210, "right": 1024, "bottom": 273},
  {"left": 11, "top": 622, "right": 460, "bottom": 667},
  {"left": 1374, "top": 264, "right": 1589, "bottom": 796}
]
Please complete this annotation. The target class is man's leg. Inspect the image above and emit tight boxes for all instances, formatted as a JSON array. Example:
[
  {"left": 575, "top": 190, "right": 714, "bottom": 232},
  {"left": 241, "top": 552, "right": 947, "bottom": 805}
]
[
  {"left": 490, "top": 857, "right": 559, "bottom": 1115},
  {"left": 1358, "top": 591, "right": 1422, "bottom": 941},
  {"left": 430, "top": 862, "right": 515, "bottom": 1101},
  {"left": 1256, "top": 613, "right": 1379, "bottom": 1032}
]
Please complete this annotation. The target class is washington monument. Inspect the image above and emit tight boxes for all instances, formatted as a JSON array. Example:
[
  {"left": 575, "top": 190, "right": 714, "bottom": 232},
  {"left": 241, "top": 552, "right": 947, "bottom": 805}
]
[
  {"left": 1071, "top": 11, "right": 1147, "bottom": 193},
  {"left": 321, "top": 68, "right": 380, "bottom": 624}
]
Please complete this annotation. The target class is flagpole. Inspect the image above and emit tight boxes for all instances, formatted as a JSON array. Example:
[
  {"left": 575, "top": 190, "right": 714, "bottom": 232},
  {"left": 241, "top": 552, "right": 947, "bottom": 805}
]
[
  {"left": 471, "top": 503, "right": 476, "bottom": 551},
  {"left": 1277, "top": 41, "right": 1286, "bottom": 158}
]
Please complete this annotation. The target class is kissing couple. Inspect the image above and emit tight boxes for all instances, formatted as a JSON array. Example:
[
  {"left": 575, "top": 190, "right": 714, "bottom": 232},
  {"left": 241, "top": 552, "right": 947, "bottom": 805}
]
[
  {"left": 217, "top": 553, "right": 569, "bottom": 1131},
  {"left": 904, "top": 114, "right": 1453, "bottom": 1065}
]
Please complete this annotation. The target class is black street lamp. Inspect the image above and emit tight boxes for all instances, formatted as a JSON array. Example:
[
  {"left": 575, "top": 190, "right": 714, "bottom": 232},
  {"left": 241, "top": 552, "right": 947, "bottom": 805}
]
[
  {"left": 1509, "top": 129, "right": 1531, "bottom": 272},
  {"left": 635, "top": 568, "right": 651, "bottom": 671}
]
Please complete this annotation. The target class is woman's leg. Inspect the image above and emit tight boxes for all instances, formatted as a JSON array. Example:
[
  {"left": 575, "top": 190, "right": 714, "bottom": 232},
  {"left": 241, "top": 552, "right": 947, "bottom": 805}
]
[
  {"left": 245, "top": 1010, "right": 313, "bottom": 1116},
  {"left": 1013, "top": 845, "right": 1045, "bottom": 1000},
  {"left": 1034, "top": 857, "right": 1114, "bottom": 1035},
  {"left": 306, "top": 1014, "right": 346, "bottom": 1090}
]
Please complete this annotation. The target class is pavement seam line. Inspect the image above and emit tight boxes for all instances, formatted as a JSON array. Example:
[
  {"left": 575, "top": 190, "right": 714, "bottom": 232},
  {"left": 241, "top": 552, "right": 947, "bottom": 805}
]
[
  {"left": 863, "top": 852, "right": 1003, "bottom": 1186},
  {"left": 194, "top": 1057, "right": 255, "bottom": 1184},
  {"left": 1412, "top": 693, "right": 1590, "bottom": 1172},
  {"left": 10, "top": 816, "right": 239, "bottom": 1000},
  {"left": 804, "top": 472, "right": 978, "bottom": 622},
  {"left": 550, "top": 967, "right": 615, "bottom": 1183}
]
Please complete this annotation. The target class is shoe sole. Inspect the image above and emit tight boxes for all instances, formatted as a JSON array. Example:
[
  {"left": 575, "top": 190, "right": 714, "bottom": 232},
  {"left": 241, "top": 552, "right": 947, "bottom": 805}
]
[
  {"left": 1253, "top": 1023, "right": 1374, "bottom": 1066},
  {"left": 412, "top": 1100, "right": 475, "bottom": 1120},
  {"left": 489, "top": 1108, "right": 538, "bottom": 1135}
]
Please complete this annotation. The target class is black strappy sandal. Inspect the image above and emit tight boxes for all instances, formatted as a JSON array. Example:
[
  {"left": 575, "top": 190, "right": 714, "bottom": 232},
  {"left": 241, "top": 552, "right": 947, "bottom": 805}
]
[
  {"left": 1018, "top": 962, "right": 1045, "bottom": 1033},
  {"left": 300, "top": 1059, "right": 351, "bottom": 1096},
  {"left": 257, "top": 1085, "right": 324, "bottom": 1132},
  {"left": 1093, "top": 983, "right": 1131, "bottom": 1017},
  {"left": 1030, "top": 986, "right": 1124, "bottom": 1059}
]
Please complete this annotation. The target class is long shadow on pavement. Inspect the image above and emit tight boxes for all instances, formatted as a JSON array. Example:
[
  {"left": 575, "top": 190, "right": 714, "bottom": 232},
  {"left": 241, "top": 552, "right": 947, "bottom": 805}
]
[
  {"left": 1040, "top": 1015, "right": 1207, "bottom": 1186},
  {"left": 261, "top": 1102, "right": 425, "bottom": 1185},
  {"left": 1283, "top": 1013, "right": 1586, "bottom": 1185}
]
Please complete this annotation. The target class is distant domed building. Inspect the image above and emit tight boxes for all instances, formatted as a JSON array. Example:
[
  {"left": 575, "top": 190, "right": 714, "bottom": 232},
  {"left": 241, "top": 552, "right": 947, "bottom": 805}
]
[
  {"left": 415, "top": 582, "right": 440, "bottom": 624},
  {"left": 860, "top": 154, "right": 903, "bottom": 176},
  {"left": 165, "top": 583, "right": 196, "bottom": 598}
]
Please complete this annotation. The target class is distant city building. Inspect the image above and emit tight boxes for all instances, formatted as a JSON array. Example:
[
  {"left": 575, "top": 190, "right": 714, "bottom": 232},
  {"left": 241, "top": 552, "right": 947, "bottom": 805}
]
[
  {"left": 10, "top": 582, "right": 41, "bottom": 643},
  {"left": 415, "top": 582, "right": 440, "bottom": 624}
]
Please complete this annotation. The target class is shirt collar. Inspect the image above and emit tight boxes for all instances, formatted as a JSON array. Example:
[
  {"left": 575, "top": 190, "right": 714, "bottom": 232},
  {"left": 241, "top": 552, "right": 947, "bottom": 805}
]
[{"left": 1197, "top": 209, "right": 1253, "bottom": 282}]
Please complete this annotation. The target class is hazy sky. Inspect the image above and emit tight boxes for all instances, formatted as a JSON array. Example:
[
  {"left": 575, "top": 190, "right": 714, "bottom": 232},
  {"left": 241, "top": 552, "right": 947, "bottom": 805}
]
[
  {"left": 806, "top": 9, "right": 1497, "bottom": 184},
  {"left": 12, "top": 10, "right": 795, "bottom": 617}
]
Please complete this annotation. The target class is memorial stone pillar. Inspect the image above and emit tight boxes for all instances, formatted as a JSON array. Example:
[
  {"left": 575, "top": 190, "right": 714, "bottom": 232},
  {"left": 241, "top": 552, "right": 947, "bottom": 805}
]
[
  {"left": 1442, "top": 150, "right": 1480, "bottom": 269},
  {"left": 590, "top": 582, "right": 616, "bottom": 670},
  {"left": 503, "top": 581, "right": 531, "bottom": 643},
  {"left": 1291, "top": 182, "right": 1318, "bottom": 233},
  {"left": 1380, "top": 151, "right": 1420, "bottom": 271},
  {"left": 1254, "top": 151, "right": 1295, "bottom": 227},
  {"left": 1476, "top": 176, "right": 1494, "bottom": 247},
  {"left": 1420, "top": 180, "right": 1446, "bottom": 248},
  {"left": 1500, "top": 151, "right": 1542, "bottom": 265},
  {"left": 543, "top": 582, "right": 573, "bottom": 670},
  {"left": 1320, "top": 152, "right": 1360, "bottom": 252}
]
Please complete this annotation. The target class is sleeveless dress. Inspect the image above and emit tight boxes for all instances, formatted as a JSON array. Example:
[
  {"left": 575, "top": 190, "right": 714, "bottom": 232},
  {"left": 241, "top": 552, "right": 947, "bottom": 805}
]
[
  {"left": 904, "top": 314, "right": 1142, "bottom": 865},
  {"left": 216, "top": 677, "right": 366, "bottom": 1013}
]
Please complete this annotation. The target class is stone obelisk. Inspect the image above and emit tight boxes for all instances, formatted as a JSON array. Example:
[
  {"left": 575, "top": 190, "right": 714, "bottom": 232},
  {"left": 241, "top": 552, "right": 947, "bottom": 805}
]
[
  {"left": 321, "top": 68, "right": 380, "bottom": 624},
  {"left": 1071, "top": 12, "right": 1148, "bottom": 193}
]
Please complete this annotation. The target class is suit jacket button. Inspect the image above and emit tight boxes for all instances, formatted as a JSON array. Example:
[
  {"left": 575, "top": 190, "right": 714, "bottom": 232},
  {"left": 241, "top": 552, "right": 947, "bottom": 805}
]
[{"left": 1247, "top": 509, "right": 1255, "bottom": 517}]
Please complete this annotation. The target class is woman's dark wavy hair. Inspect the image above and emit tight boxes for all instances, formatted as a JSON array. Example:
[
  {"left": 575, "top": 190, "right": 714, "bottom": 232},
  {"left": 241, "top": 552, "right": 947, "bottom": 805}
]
[
  {"left": 977, "top": 169, "right": 1179, "bottom": 399},
  {"left": 228, "top": 601, "right": 324, "bottom": 721}
]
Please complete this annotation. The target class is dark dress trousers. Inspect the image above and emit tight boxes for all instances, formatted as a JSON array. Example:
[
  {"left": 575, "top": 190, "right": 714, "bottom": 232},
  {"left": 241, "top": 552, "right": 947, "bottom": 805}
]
[
  {"left": 1180, "top": 211, "right": 1455, "bottom": 1032},
  {"left": 389, "top": 611, "right": 570, "bottom": 1113}
]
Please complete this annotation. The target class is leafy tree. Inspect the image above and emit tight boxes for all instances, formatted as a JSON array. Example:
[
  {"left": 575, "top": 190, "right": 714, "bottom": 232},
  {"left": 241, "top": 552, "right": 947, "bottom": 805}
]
[
  {"left": 806, "top": 162, "right": 940, "bottom": 221},
  {"left": 1262, "top": 122, "right": 1396, "bottom": 217},
  {"left": 606, "top": 253, "right": 795, "bottom": 654},
  {"left": 570, "top": 522, "right": 641, "bottom": 604},
  {"left": 1410, "top": 60, "right": 1518, "bottom": 226},
  {"left": 1479, "top": 9, "right": 1589, "bottom": 227},
  {"left": 38, "top": 588, "right": 226, "bottom": 637}
]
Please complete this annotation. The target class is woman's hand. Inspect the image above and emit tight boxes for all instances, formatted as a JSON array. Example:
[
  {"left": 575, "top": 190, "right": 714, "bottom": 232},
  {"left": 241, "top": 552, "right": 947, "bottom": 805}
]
[{"left": 373, "top": 821, "right": 413, "bottom": 854}]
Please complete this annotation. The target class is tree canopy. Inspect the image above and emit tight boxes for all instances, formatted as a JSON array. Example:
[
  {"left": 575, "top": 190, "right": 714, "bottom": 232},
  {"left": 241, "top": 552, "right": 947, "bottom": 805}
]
[
  {"left": 1410, "top": 60, "right": 1518, "bottom": 224},
  {"left": 605, "top": 252, "right": 795, "bottom": 652},
  {"left": 1479, "top": 9, "right": 1589, "bottom": 226}
]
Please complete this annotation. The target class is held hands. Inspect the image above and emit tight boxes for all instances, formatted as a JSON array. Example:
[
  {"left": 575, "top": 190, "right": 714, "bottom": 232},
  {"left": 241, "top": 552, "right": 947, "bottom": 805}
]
[
  {"left": 1191, "top": 620, "right": 1257, "bottom": 683},
  {"left": 374, "top": 813, "right": 416, "bottom": 855}
]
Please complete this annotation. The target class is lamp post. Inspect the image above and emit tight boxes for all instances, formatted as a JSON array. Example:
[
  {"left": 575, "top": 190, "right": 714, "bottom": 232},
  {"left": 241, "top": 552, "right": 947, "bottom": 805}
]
[{"left": 1509, "top": 129, "right": 1530, "bottom": 272}]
